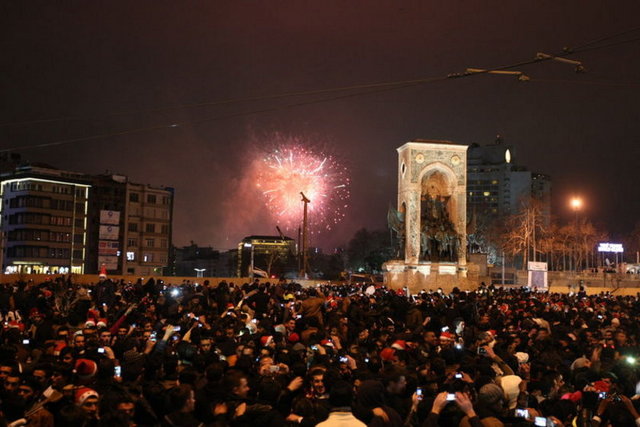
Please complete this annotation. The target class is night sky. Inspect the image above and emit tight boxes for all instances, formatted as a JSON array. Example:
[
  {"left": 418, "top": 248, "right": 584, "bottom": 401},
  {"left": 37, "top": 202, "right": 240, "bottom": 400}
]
[{"left": 2, "top": 2, "right": 640, "bottom": 251}]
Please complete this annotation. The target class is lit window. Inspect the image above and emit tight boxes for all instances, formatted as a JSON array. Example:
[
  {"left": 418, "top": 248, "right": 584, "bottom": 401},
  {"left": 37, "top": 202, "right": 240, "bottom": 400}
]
[
  {"left": 126, "top": 252, "right": 135, "bottom": 261},
  {"left": 483, "top": 192, "right": 490, "bottom": 197}
]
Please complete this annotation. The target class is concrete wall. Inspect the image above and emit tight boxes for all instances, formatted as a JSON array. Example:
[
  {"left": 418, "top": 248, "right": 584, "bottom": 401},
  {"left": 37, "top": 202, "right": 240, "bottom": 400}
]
[{"left": 0, "top": 274, "right": 331, "bottom": 288}]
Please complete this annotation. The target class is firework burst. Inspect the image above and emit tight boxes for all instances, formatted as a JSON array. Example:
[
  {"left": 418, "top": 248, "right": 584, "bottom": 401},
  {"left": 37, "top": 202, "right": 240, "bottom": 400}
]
[{"left": 255, "top": 144, "right": 350, "bottom": 233}]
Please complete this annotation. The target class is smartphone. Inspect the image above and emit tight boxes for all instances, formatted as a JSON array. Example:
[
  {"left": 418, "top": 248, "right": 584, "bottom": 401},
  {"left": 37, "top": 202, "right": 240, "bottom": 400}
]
[
  {"left": 455, "top": 373, "right": 463, "bottom": 379},
  {"left": 269, "top": 365, "right": 279, "bottom": 373},
  {"left": 446, "top": 393, "right": 456, "bottom": 401},
  {"left": 251, "top": 319, "right": 257, "bottom": 324},
  {"left": 98, "top": 347, "right": 105, "bottom": 354},
  {"left": 114, "top": 366, "right": 121, "bottom": 377},
  {"left": 340, "top": 356, "right": 348, "bottom": 363},
  {"left": 22, "top": 339, "right": 30, "bottom": 345},
  {"left": 515, "top": 408, "right": 529, "bottom": 418},
  {"left": 150, "top": 332, "right": 157, "bottom": 341},
  {"left": 478, "top": 347, "right": 487, "bottom": 355},
  {"left": 534, "top": 417, "right": 547, "bottom": 427},
  {"left": 416, "top": 387, "right": 423, "bottom": 399},
  {"left": 173, "top": 326, "right": 181, "bottom": 332},
  {"left": 441, "top": 326, "right": 449, "bottom": 332},
  {"left": 311, "top": 345, "right": 319, "bottom": 351},
  {"left": 598, "top": 391, "right": 607, "bottom": 399},
  {"left": 364, "top": 358, "right": 370, "bottom": 363}
]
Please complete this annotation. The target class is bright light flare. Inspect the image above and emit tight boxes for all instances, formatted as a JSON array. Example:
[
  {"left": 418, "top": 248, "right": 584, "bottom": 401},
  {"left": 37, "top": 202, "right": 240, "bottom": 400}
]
[
  {"left": 570, "top": 197, "right": 582, "bottom": 210},
  {"left": 256, "top": 145, "right": 350, "bottom": 233}
]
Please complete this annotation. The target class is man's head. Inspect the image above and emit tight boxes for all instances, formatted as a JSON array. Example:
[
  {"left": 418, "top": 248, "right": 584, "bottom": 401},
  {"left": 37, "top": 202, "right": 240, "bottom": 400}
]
[
  {"left": 310, "top": 368, "right": 326, "bottom": 396},
  {"left": 99, "top": 331, "right": 112, "bottom": 346},
  {"left": 17, "top": 379, "right": 39, "bottom": 402},
  {"left": 382, "top": 369, "right": 407, "bottom": 395},
  {"left": 4, "top": 375, "right": 20, "bottom": 394},
  {"left": 223, "top": 371, "right": 250, "bottom": 399},
  {"left": 328, "top": 380, "right": 354, "bottom": 409},
  {"left": 32, "top": 368, "right": 48, "bottom": 388},
  {"left": 0, "top": 364, "right": 13, "bottom": 383},
  {"left": 75, "top": 387, "right": 99, "bottom": 418},
  {"left": 199, "top": 338, "right": 213, "bottom": 353},
  {"left": 73, "top": 334, "right": 85, "bottom": 350},
  {"left": 168, "top": 385, "right": 195, "bottom": 413},
  {"left": 423, "top": 331, "right": 438, "bottom": 347}
]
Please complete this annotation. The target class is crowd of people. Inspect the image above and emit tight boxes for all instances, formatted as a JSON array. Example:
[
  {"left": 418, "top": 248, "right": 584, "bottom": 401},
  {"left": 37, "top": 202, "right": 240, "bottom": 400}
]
[{"left": 0, "top": 275, "right": 639, "bottom": 426}]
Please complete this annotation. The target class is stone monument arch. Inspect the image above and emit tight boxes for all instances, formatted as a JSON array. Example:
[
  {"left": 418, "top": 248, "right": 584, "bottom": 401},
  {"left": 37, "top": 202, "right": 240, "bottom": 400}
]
[{"left": 385, "top": 140, "right": 468, "bottom": 291}]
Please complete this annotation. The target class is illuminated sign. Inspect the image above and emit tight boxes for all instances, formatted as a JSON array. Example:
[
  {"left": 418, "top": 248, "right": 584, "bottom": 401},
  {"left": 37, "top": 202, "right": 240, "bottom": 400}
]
[{"left": 598, "top": 243, "right": 623, "bottom": 253}]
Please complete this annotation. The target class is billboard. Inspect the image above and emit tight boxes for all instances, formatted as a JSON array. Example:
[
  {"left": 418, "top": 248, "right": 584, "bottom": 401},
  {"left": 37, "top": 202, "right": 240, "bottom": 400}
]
[
  {"left": 98, "top": 241, "right": 119, "bottom": 256},
  {"left": 98, "top": 256, "right": 118, "bottom": 270},
  {"left": 527, "top": 261, "right": 548, "bottom": 289},
  {"left": 598, "top": 243, "right": 623, "bottom": 253},
  {"left": 99, "top": 225, "right": 119, "bottom": 240},
  {"left": 100, "top": 210, "right": 120, "bottom": 225}
]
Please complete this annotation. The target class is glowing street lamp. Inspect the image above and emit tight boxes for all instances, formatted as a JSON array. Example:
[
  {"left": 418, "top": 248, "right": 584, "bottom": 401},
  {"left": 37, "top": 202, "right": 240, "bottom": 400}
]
[
  {"left": 570, "top": 197, "right": 582, "bottom": 211},
  {"left": 570, "top": 197, "right": 583, "bottom": 273}
]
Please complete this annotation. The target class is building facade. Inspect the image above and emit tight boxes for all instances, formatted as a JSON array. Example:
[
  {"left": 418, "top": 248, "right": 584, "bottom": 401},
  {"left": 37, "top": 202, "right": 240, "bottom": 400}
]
[
  {"left": 467, "top": 139, "right": 551, "bottom": 220},
  {"left": 0, "top": 165, "right": 90, "bottom": 274},
  {"left": 173, "top": 243, "right": 235, "bottom": 277},
  {"left": 0, "top": 165, "right": 174, "bottom": 275},
  {"left": 237, "top": 235, "right": 296, "bottom": 277},
  {"left": 122, "top": 182, "right": 174, "bottom": 276}
]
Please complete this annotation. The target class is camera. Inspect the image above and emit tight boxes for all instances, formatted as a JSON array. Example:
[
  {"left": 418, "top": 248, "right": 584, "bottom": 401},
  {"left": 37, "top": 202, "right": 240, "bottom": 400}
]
[
  {"left": 515, "top": 408, "right": 529, "bottom": 418},
  {"left": 446, "top": 393, "right": 456, "bottom": 401},
  {"left": 478, "top": 347, "right": 487, "bottom": 355},
  {"left": 269, "top": 365, "right": 279, "bottom": 373}
]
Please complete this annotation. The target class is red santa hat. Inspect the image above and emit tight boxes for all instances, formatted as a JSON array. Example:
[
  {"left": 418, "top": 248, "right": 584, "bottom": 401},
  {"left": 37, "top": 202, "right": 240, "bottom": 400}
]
[
  {"left": 391, "top": 340, "right": 407, "bottom": 350},
  {"left": 260, "top": 335, "right": 274, "bottom": 347},
  {"left": 320, "top": 339, "right": 334, "bottom": 348},
  {"left": 75, "top": 359, "right": 98, "bottom": 379},
  {"left": 288, "top": 333, "right": 300, "bottom": 343},
  {"left": 97, "top": 318, "right": 107, "bottom": 328},
  {"left": 53, "top": 341, "right": 67, "bottom": 356},
  {"left": 439, "top": 331, "right": 455, "bottom": 341},
  {"left": 75, "top": 387, "right": 99, "bottom": 405},
  {"left": 380, "top": 347, "right": 397, "bottom": 362}
]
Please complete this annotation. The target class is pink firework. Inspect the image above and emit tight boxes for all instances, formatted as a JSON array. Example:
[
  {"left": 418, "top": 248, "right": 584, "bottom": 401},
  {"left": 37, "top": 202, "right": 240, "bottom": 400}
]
[{"left": 256, "top": 145, "right": 350, "bottom": 233}]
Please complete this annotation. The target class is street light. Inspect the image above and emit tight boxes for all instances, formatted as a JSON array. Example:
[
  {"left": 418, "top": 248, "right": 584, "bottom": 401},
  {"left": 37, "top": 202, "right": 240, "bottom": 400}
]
[
  {"left": 570, "top": 197, "right": 582, "bottom": 273},
  {"left": 194, "top": 268, "right": 206, "bottom": 278},
  {"left": 570, "top": 197, "right": 582, "bottom": 211}
]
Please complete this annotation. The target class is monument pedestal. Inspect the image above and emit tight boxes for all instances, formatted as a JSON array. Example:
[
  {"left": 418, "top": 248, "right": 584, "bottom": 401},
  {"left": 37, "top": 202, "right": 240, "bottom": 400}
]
[{"left": 382, "top": 260, "right": 475, "bottom": 293}]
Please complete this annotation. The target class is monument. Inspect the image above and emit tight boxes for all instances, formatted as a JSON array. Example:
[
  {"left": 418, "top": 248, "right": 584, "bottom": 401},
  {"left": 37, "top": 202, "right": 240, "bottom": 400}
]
[{"left": 384, "top": 139, "right": 469, "bottom": 291}]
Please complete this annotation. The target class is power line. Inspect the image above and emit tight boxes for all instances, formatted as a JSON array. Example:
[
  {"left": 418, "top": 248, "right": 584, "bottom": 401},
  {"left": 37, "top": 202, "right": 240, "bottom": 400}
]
[
  {"left": 0, "top": 81, "right": 430, "bottom": 152},
  {"left": 3, "top": 27, "right": 640, "bottom": 129},
  {"left": 2, "top": 31, "right": 640, "bottom": 152},
  {"left": 0, "top": 76, "right": 447, "bottom": 128}
]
